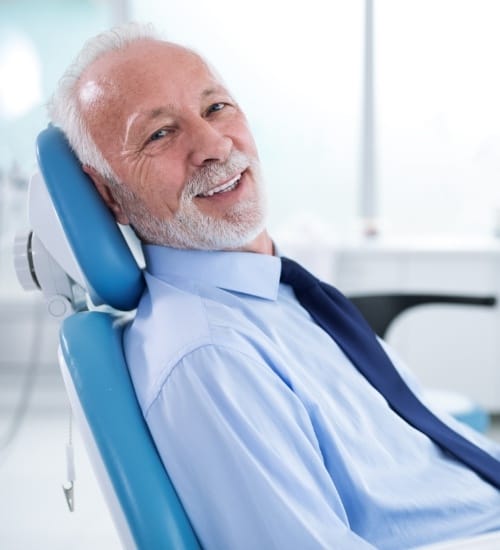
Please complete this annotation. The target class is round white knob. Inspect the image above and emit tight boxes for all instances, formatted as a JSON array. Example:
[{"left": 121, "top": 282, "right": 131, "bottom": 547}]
[
  {"left": 13, "top": 230, "right": 39, "bottom": 291},
  {"left": 47, "top": 296, "right": 70, "bottom": 318}
]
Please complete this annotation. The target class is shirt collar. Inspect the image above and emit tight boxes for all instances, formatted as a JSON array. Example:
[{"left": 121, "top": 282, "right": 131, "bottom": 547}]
[{"left": 143, "top": 244, "right": 281, "bottom": 301}]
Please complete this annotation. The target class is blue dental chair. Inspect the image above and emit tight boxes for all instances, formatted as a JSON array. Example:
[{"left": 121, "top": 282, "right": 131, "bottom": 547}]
[{"left": 18, "top": 126, "right": 200, "bottom": 550}]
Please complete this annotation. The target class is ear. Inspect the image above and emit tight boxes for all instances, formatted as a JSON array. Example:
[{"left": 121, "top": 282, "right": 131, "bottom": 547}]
[{"left": 83, "top": 165, "right": 131, "bottom": 225}]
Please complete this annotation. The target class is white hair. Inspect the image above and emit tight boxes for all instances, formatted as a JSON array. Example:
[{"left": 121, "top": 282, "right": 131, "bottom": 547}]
[{"left": 47, "top": 22, "right": 162, "bottom": 181}]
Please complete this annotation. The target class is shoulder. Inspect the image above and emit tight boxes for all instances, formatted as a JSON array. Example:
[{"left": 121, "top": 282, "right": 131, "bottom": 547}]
[
  {"left": 124, "top": 273, "right": 271, "bottom": 412},
  {"left": 146, "top": 342, "right": 315, "bottom": 447},
  {"left": 124, "top": 273, "right": 210, "bottom": 410}
]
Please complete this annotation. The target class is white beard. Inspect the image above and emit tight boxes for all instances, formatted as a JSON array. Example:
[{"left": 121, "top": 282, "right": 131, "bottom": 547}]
[{"left": 112, "top": 151, "right": 267, "bottom": 250}]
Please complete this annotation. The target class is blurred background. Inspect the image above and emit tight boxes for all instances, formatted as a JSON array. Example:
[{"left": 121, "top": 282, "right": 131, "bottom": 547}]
[{"left": 1, "top": 0, "right": 500, "bottom": 548}]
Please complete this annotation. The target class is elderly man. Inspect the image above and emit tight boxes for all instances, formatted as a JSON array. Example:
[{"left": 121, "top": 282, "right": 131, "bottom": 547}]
[{"left": 49, "top": 23, "right": 500, "bottom": 550}]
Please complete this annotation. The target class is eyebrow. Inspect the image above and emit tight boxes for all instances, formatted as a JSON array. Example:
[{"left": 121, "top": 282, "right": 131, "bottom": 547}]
[
  {"left": 124, "top": 85, "right": 230, "bottom": 145},
  {"left": 137, "top": 86, "right": 228, "bottom": 123},
  {"left": 201, "top": 85, "right": 226, "bottom": 98},
  {"left": 140, "top": 106, "right": 174, "bottom": 122}
]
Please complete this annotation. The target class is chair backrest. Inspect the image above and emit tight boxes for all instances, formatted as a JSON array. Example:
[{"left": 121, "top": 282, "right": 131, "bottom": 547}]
[
  {"left": 35, "top": 126, "right": 200, "bottom": 550},
  {"left": 36, "top": 125, "right": 144, "bottom": 310}
]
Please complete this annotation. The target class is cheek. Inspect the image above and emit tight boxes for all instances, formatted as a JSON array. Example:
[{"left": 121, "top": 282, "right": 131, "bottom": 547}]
[
  {"left": 234, "top": 123, "right": 259, "bottom": 159},
  {"left": 129, "top": 165, "right": 187, "bottom": 218}
]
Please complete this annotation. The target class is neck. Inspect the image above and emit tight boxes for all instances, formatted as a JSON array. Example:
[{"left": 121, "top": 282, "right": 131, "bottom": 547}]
[{"left": 233, "top": 230, "right": 274, "bottom": 255}]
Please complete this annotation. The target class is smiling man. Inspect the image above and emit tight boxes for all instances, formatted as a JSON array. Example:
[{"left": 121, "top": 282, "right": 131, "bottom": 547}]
[
  {"left": 49, "top": 23, "right": 500, "bottom": 550},
  {"left": 57, "top": 33, "right": 270, "bottom": 254}
]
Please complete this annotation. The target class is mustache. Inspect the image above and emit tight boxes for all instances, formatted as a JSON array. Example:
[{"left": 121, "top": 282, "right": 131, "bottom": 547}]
[{"left": 183, "top": 150, "right": 251, "bottom": 198}]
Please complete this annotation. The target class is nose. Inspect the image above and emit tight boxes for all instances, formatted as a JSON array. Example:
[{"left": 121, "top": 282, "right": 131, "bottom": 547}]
[{"left": 188, "top": 118, "right": 232, "bottom": 166}]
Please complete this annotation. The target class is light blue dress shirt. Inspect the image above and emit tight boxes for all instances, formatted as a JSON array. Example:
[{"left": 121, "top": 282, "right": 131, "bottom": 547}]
[{"left": 125, "top": 245, "right": 500, "bottom": 550}]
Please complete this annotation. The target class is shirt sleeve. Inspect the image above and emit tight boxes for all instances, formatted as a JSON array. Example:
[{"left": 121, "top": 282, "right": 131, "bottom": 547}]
[{"left": 145, "top": 344, "right": 376, "bottom": 550}]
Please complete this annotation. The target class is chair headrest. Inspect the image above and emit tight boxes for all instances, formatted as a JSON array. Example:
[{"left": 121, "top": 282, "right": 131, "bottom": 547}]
[{"left": 36, "top": 126, "right": 144, "bottom": 311}]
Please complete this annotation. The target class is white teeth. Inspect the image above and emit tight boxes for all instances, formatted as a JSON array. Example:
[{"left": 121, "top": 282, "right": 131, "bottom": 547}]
[{"left": 200, "top": 174, "right": 242, "bottom": 197}]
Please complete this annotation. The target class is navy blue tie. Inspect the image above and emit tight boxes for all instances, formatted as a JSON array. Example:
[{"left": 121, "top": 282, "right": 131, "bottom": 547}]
[{"left": 280, "top": 256, "right": 500, "bottom": 489}]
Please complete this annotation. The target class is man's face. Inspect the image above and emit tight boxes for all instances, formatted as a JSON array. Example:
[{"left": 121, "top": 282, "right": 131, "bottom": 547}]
[{"left": 78, "top": 40, "right": 267, "bottom": 251}]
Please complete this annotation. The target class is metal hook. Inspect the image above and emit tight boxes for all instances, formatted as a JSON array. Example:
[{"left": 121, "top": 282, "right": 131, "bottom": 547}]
[
  {"left": 62, "top": 410, "right": 75, "bottom": 512},
  {"left": 62, "top": 481, "right": 74, "bottom": 512}
]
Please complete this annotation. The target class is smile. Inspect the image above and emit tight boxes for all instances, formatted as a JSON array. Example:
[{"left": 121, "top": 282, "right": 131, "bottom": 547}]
[{"left": 197, "top": 173, "right": 243, "bottom": 197}]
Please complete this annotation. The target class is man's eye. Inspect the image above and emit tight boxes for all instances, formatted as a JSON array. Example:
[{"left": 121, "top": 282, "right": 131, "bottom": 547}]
[
  {"left": 207, "top": 102, "right": 226, "bottom": 114},
  {"left": 149, "top": 128, "right": 171, "bottom": 142}
]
